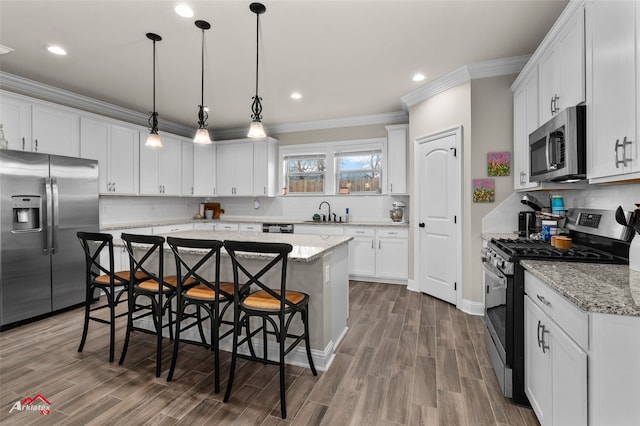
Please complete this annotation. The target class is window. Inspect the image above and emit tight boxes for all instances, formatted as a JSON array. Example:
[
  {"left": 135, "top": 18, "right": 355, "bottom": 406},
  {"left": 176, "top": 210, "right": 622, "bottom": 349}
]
[
  {"left": 335, "top": 150, "right": 382, "bottom": 193},
  {"left": 284, "top": 154, "right": 326, "bottom": 193}
]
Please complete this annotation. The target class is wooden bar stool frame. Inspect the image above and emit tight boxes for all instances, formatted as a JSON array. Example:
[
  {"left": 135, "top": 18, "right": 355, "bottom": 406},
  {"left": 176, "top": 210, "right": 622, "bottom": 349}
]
[
  {"left": 119, "top": 233, "right": 176, "bottom": 378},
  {"left": 222, "top": 240, "right": 317, "bottom": 419},
  {"left": 76, "top": 231, "right": 135, "bottom": 362}
]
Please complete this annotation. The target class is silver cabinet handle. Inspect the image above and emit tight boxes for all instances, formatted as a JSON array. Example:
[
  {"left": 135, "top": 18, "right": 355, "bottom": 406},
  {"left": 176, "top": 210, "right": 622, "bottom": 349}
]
[
  {"left": 22, "top": 137, "right": 25, "bottom": 150},
  {"left": 541, "top": 325, "right": 550, "bottom": 353},
  {"left": 550, "top": 96, "right": 554, "bottom": 115},
  {"left": 536, "top": 294, "right": 551, "bottom": 306},
  {"left": 537, "top": 320, "right": 543, "bottom": 348},
  {"left": 371, "top": 240, "right": 374, "bottom": 249},
  {"left": 263, "top": 186, "right": 266, "bottom": 195},
  {"left": 390, "top": 183, "right": 393, "bottom": 193},
  {"left": 112, "top": 182, "right": 116, "bottom": 192},
  {"left": 378, "top": 240, "right": 381, "bottom": 249},
  {"left": 356, "top": 231, "right": 365, "bottom": 234},
  {"left": 34, "top": 139, "right": 38, "bottom": 152},
  {"left": 615, "top": 137, "right": 633, "bottom": 168},
  {"left": 388, "top": 231, "right": 397, "bottom": 235}
]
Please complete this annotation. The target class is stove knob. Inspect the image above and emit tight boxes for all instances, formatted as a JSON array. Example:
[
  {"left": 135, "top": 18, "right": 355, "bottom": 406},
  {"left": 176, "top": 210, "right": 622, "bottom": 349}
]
[{"left": 500, "top": 260, "right": 506, "bottom": 269}]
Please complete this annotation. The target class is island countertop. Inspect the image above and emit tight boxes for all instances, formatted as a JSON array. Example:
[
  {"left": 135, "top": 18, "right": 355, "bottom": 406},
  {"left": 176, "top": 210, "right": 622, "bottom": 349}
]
[
  {"left": 521, "top": 260, "right": 640, "bottom": 317},
  {"left": 115, "top": 230, "right": 352, "bottom": 263}
]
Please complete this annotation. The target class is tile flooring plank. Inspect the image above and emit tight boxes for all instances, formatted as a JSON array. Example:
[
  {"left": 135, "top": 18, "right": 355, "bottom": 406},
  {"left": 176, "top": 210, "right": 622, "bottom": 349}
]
[
  {"left": 408, "top": 403, "right": 439, "bottom": 426},
  {"left": 435, "top": 348, "right": 461, "bottom": 393},
  {"left": 348, "top": 374, "right": 387, "bottom": 426},
  {"left": 412, "top": 356, "right": 437, "bottom": 408},
  {"left": 460, "top": 376, "right": 496, "bottom": 426},
  {"left": 290, "top": 400, "right": 328, "bottom": 426},
  {"left": 437, "top": 390, "right": 467, "bottom": 426},
  {"left": 307, "top": 353, "right": 351, "bottom": 405},
  {"left": 382, "top": 364, "right": 413, "bottom": 424}
]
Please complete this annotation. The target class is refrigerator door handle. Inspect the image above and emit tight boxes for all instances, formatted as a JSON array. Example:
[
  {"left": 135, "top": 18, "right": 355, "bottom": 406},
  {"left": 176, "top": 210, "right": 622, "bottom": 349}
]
[
  {"left": 43, "top": 177, "right": 52, "bottom": 255},
  {"left": 51, "top": 177, "right": 59, "bottom": 254}
]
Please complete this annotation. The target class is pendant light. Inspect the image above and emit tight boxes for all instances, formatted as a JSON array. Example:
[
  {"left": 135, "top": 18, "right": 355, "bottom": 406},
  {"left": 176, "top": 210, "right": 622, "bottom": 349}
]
[
  {"left": 247, "top": 2, "right": 266, "bottom": 138},
  {"left": 145, "top": 33, "right": 162, "bottom": 147},
  {"left": 194, "top": 20, "right": 212, "bottom": 144}
]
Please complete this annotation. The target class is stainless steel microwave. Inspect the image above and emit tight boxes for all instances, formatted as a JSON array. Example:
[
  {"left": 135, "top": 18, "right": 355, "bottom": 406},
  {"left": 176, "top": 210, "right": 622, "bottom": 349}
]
[{"left": 529, "top": 105, "right": 586, "bottom": 182}]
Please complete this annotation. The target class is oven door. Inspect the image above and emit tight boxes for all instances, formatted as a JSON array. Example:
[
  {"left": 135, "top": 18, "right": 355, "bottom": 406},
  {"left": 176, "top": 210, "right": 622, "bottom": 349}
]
[{"left": 483, "top": 262, "right": 508, "bottom": 362}]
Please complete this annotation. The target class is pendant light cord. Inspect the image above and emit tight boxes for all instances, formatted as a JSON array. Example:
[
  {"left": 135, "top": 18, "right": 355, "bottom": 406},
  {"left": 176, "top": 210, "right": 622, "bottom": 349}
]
[
  {"left": 254, "top": 11, "right": 259, "bottom": 98},
  {"left": 201, "top": 27, "right": 205, "bottom": 107}
]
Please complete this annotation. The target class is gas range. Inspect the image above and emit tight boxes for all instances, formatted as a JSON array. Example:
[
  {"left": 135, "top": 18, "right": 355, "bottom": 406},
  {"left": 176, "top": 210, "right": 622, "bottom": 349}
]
[{"left": 482, "top": 208, "right": 632, "bottom": 405}]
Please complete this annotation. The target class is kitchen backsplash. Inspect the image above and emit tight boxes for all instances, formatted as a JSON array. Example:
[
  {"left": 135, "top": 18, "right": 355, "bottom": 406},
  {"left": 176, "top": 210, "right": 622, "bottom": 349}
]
[
  {"left": 100, "top": 194, "right": 410, "bottom": 225},
  {"left": 483, "top": 183, "right": 640, "bottom": 233}
]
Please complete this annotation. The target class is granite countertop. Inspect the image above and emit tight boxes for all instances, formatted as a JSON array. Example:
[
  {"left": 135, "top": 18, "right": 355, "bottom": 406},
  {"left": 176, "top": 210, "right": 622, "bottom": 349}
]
[
  {"left": 102, "top": 217, "right": 409, "bottom": 231},
  {"left": 481, "top": 232, "right": 519, "bottom": 241},
  {"left": 114, "top": 230, "right": 352, "bottom": 263},
  {"left": 521, "top": 260, "right": 640, "bottom": 317}
]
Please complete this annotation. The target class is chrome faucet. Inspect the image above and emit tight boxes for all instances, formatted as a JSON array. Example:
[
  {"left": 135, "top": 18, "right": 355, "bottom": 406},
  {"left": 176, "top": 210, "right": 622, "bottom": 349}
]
[{"left": 318, "top": 201, "right": 331, "bottom": 222}]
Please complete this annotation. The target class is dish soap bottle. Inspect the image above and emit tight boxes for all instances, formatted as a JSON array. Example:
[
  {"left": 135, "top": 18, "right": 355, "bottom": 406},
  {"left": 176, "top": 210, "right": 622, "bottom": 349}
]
[{"left": 345, "top": 208, "right": 350, "bottom": 223}]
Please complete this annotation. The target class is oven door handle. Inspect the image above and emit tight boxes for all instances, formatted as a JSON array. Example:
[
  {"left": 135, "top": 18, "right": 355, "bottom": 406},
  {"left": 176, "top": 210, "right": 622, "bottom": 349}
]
[{"left": 482, "top": 263, "right": 507, "bottom": 287}]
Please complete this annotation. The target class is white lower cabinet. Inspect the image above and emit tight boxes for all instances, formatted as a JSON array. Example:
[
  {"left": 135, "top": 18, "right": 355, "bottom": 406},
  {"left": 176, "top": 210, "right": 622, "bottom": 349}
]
[
  {"left": 524, "top": 271, "right": 587, "bottom": 426},
  {"left": 294, "top": 224, "right": 344, "bottom": 236},
  {"left": 238, "top": 223, "right": 261, "bottom": 232},
  {"left": 152, "top": 223, "right": 193, "bottom": 234},
  {"left": 215, "top": 223, "right": 239, "bottom": 232},
  {"left": 102, "top": 227, "right": 153, "bottom": 272},
  {"left": 342, "top": 226, "right": 408, "bottom": 283},
  {"left": 193, "top": 222, "right": 215, "bottom": 231}
]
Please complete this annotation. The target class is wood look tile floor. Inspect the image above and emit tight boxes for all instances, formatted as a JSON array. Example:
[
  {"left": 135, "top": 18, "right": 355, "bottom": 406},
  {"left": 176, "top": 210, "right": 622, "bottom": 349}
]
[{"left": 0, "top": 281, "right": 539, "bottom": 425}]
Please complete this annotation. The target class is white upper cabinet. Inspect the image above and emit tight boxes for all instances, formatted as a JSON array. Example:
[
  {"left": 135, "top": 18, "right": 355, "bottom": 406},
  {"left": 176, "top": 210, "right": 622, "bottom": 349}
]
[
  {"left": 0, "top": 92, "right": 31, "bottom": 151},
  {"left": 0, "top": 91, "right": 79, "bottom": 156},
  {"left": 31, "top": 103, "right": 80, "bottom": 156},
  {"left": 139, "top": 133, "right": 182, "bottom": 196},
  {"left": 386, "top": 124, "right": 408, "bottom": 195},
  {"left": 586, "top": 0, "right": 639, "bottom": 182},
  {"left": 513, "top": 69, "right": 541, "bottom": 191},
  {"left": 193, "top": 143, "right": 217, "bottom": 197},
  {"left": 253, "top": 137, "right": 278, "bottom": 197},
  {"left": 80, "top": 116, "right": 140, "bottom": 195},
  {"left": 182, "top": 141, "right": 194, "bottom": 196},
  {"left": 539, "top": 5, "right": 585, "bottom": 124},
  {"left": 216, "top": 140, "right": 255, "bottom": 196}
]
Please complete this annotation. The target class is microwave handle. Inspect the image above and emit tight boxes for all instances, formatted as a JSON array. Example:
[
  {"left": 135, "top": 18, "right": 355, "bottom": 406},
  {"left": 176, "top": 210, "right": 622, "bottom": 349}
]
[{"left": 545, "top": 135, "right": 552, "bottom": 171}]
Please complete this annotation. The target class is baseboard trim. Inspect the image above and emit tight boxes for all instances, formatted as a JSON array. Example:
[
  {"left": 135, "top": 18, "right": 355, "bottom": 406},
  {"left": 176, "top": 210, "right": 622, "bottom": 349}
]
[{"left": 459, "top": 298, "right": 484, "bottom": 316}]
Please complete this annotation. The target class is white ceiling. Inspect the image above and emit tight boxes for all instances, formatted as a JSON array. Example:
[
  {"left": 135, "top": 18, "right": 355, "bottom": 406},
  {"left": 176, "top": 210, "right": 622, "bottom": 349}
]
[{"left": 0, "top": 0, "right": 568, "bottom": 135}]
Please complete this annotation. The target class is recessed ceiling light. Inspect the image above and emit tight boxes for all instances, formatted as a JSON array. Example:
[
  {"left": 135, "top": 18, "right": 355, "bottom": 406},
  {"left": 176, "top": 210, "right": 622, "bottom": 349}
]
[
  {"left": 290, "top": 92, "right": 302, "bottom": 100},
  {"left": 412, "top": 73, "right": 425, "bottom": 82},
  {"left": 46, "top": 45, "right": 67, "bottom": 56},
  {"left": 175, "top": 4, "right": 194, "bottom": 18}
]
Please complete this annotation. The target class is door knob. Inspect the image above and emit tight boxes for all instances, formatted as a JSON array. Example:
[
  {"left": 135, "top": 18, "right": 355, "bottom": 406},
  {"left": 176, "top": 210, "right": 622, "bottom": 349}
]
[{"left": 419, "top": 223, "right": 425, "bottom": 228}]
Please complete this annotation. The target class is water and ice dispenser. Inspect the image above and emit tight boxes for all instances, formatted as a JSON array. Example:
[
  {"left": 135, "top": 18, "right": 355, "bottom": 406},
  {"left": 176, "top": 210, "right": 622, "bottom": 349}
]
[{"left": 11, "top": 196, "right": 41, "bottom": 232}]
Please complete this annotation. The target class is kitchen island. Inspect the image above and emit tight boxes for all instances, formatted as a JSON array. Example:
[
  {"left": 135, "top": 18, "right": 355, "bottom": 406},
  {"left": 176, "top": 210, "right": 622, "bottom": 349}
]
[{"left": 118, "top": 230, "right": 352, "bottom": 371}]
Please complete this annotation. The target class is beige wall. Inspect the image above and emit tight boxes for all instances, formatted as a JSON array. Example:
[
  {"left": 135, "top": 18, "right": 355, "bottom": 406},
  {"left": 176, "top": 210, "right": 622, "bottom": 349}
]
[
  {"left": 274, "top": 124, "right": 389, "bottom": 145},
  {"left": 408, "top": 74, "right": 516, "bottom": 305}
]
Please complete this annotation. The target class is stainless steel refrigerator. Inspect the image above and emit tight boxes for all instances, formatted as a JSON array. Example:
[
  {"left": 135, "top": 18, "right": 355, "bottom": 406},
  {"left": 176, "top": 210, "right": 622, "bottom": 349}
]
[{"left": 0, "top": 149, "right": 98, "bottom": 329}]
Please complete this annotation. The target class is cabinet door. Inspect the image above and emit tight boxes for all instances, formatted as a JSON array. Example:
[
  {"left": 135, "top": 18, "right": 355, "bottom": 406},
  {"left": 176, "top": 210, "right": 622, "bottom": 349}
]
[
  {"left": 31, "top": 103, "right": 80, "bottom": 156},
  {"left": 587, "top": 0, "right": 637, "bottom": 179},
  {"left": 193, "top": 143, "right": 216, "bottom": 196},
  {"left": 550, "top": 318, "right": 588, "bottom": 426},
  {"left": 557, "top": 6, "right": 585, "bottom": 111},
  {"left": 348, "top": 237, "right": 376, "bottom": 276},
  {"left": 0, "top": 93, "right": 31, "bottom": 151},
  {"left": 386, "top": 125, "right": 408, "bottom": 194},
  {"left": 110, "top": 124, "right": 139, "bottom": 195},
  {"left": 524, "top": 297, "right": 552, "bottom": 425},
  {"left": 159, "top": 136, "right": 182, "bottom": 196},
  {"left": 139, "top": 136, "right": 161, "bottom": 195},
  {"left": 538, "top": 48, "right": 559, "bottom": 125},
  {"left": 182, "top": 141, "right": 194, "bottom": 196},
  {"left": 253, "top": 140, "right": 278, "bottom": 197},
  {"left": 513, "top": 70, "right": 541, "bottom": 191},
  {"left": 234, "top": 143, "right": 254, "bottom": 196},
  {"left": 216, "top": 144, "right": 235, "bottom": 196},
  {"left": 376, "top": 237, "right": 408, "bottom": 279},
  {"left": 80, "top": 117, "right": 110, "bottom": 193}
]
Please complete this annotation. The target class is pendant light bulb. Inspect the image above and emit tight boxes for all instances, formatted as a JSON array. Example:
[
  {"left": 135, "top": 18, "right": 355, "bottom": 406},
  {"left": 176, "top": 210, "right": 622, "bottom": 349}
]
[
  {"left": 194, "top": 20, "right": 212, "bottom": 144},
  {"left": 247, "top": 3, "right": 266, "bottom": 138},
  {"left": 145, "top": 33, "right": 162, "bottom": 147}
]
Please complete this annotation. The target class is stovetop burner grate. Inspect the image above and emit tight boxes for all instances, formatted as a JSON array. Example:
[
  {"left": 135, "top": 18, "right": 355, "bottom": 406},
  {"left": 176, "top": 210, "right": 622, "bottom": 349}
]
[{"left": 489, "top": 237, "right": 627, "bottom": 264}]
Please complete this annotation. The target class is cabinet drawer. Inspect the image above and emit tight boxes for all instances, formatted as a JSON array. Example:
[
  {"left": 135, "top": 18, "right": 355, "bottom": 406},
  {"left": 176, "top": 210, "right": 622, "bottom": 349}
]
[
  {"left": 376, "top": 227, "right": 409, "bottom": 238},
  {"left": 215, "top": 223, "right": 239, "bottom": 232},
  {"left": 152, "top": 224, "right": 193, "bottom": 234},
  {"left": 193, "top": 223, "right": 215, "bottom": 231},
  {"left": 295, "top": 224, "right": 344, "bottom": 236},
  {"left": 344, "top": 227, "right": 375, "bottom": 237},
  {"left": 525, "top": 270, "right": 588, "bottom": 350},
  {"left": 239, "top": 223, "right": 261, "bottom": 232}
]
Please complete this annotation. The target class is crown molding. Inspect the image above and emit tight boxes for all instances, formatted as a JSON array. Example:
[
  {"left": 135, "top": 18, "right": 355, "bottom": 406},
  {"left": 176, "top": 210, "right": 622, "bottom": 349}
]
[
  {"left": 0, "top": 71, "right": 193, "bottom": 137},
  {"left": 1, "top": 71, "right": 408, "bottom": 139},
  {"left": 400, "top": 55, "right": 531, "bottom": 109}
]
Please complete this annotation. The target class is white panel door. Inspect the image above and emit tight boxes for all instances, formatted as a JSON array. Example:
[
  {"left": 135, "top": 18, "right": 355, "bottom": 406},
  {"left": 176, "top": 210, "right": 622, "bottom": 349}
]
[
  {"left": 416, "top": 129, "right": 459, "bottom": 304},
  {"left": 159, "top": 136, "right": 182, "bottom": 196},
  {"left": 376, "top": 237, "right": 408, "bottom": 279},
  {"left": 216, "top": 144, "right": 235, "bottom": 196},
  {"left": 524, "top": 297, "right": 552, "bottom": 425},
  {"left": 234, "top": 142, "right": 254, "bottom": 196},
  {"left": 348, "top": 237, "right": 376, "bottom": 276},
  {"left": 0, "top": 93, "right": 31, "bottom": 151},
  {"left": 110, "top": 125, "right": 139, "bottom": 195},
  {"left": 193, "top": 143, "right": 216, "bottom": 196},
  {"left": 139, "top": 135, "right": 161, "bottom": 195},
  {"left": 80, "top": 117, "right": 109, "bottom": 192},
  {"left": 31, "top": 103, "right": 80, "bottom": 156},
  {"left": 182, "top": 141, "right": 194, "bottom": 196}
]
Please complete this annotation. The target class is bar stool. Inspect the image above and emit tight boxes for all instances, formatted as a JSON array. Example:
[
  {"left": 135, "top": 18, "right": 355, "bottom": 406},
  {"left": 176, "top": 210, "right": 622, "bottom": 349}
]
[
  {"left": 118, "top": 233, "right": 178, "bottom": 378},
  {"left": 165, "top": 237, "right": 241, "bottom": 393},
  {"left": 222, "top": 240, "right": 317, "bottom": 419},
  {"left": 76, "top": 232, "right": 146, "bottom": 362}
]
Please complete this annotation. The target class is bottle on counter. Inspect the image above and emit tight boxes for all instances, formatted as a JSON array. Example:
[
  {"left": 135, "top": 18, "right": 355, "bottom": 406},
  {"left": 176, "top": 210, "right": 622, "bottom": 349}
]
[{"left": 345, "top": 208, "right": 350, "bottom": 223}]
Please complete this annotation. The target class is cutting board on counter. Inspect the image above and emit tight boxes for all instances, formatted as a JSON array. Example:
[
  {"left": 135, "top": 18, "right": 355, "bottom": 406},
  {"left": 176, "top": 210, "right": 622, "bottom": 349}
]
[{"left": 204, "top": 202, "right": 224, "bottom": 219}]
